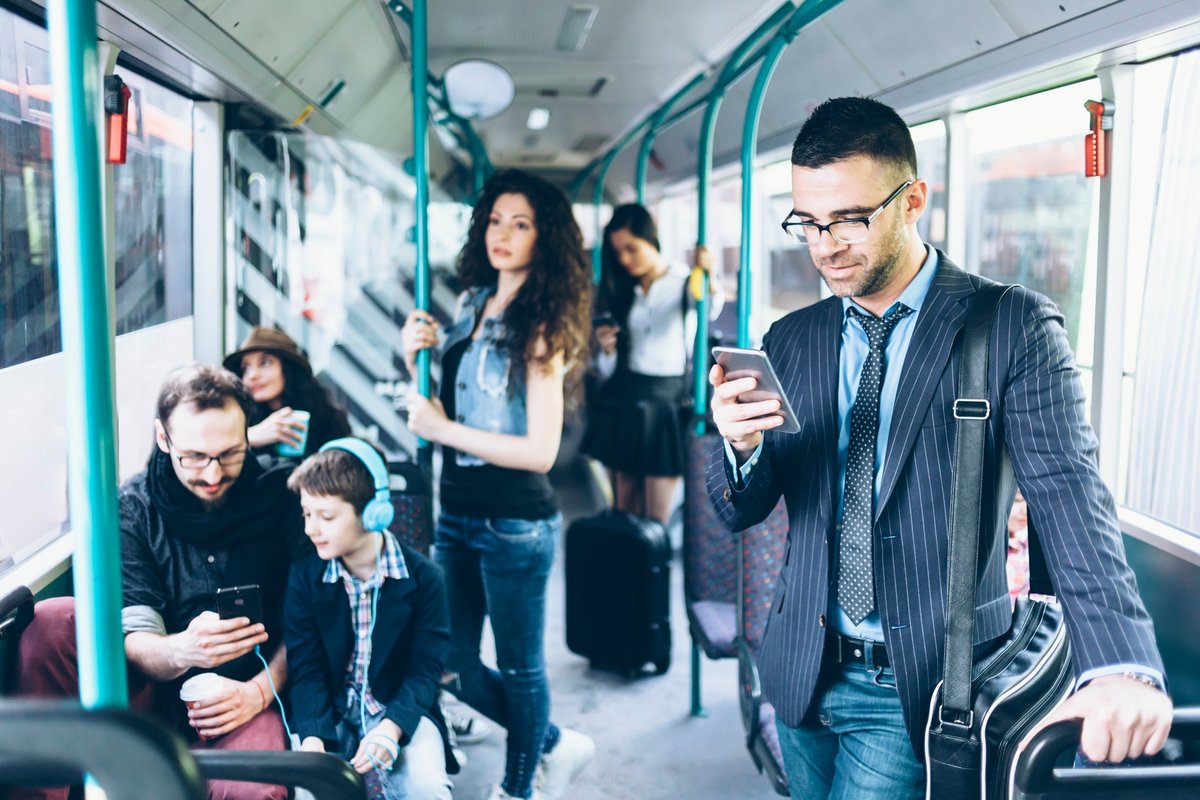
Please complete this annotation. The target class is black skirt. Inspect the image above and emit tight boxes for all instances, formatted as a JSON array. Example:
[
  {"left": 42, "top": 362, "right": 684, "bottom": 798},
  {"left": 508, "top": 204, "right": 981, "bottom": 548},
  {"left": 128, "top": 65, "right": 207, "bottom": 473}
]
[{"left": 583, "top": 371, "right": 688, "bottom": 477}]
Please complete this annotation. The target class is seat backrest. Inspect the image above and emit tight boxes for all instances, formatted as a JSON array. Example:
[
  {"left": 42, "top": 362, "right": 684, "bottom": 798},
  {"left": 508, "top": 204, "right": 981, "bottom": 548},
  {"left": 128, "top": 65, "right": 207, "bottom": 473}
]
[
  {"left": 388, "top": 460, "right": 434, "bottom": 556},
  {"left": 683, "top": 433, "right": 738, "bottom": 605},
  {"left": 740, "top": 498, "right": 788, "bottom": 655}
]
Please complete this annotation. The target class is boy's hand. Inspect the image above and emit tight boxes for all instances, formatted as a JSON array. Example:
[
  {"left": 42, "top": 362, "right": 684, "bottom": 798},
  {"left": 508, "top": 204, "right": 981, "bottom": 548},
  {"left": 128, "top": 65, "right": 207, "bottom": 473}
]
[
  {"left": 351, "top": 718, "right": 403, "bottom": 774},
  {"left": 300, "top": 736, "right": 326, "bottom": 753}
]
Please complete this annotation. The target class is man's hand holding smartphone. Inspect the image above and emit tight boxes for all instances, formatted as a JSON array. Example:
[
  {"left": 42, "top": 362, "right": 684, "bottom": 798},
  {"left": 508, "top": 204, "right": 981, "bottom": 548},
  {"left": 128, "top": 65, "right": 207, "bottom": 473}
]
[
  {"left": 709, "top": 363, "right": 783, "bottom": 459},
  {"left": 173, "top": 610, "right": 267, "bottom": 671}
]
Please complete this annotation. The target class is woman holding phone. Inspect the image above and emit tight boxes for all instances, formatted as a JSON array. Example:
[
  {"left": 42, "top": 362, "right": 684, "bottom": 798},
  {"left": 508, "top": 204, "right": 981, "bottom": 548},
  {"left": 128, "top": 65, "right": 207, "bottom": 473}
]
[
  {"left": 401, "top": 169, "right": 595, "bottom": 800},
  {"left": 582, "top": 203, "right": 723, "bottom": 525},
  {"left": 224, "top": 327, "right": 351, "bottom": 458}
]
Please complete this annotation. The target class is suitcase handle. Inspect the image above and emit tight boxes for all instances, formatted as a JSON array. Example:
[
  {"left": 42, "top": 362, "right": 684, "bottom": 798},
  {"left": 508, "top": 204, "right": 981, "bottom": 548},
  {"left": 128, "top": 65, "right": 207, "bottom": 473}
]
[{"left": 1014, "top": 707, "right": 1200, "bottom": 797}]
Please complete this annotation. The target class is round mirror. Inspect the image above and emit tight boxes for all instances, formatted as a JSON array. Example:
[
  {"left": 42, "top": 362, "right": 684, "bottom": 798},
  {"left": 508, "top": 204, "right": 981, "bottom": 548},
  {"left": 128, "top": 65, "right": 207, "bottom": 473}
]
[{"left": 443, "top": 59, "right": 515, "bottom": 120}]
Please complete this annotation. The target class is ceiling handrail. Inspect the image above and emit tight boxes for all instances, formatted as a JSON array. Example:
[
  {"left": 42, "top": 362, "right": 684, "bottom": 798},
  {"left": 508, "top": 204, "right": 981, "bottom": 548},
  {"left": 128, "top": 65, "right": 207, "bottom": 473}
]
[{"left": 736, "top": 0, "right": 845, "bottom": 347}]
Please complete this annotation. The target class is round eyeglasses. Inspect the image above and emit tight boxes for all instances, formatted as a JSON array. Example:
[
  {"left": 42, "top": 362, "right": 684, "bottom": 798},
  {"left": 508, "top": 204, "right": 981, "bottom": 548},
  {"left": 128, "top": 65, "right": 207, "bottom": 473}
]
[{"left": 780, "top": 180, "right": 913, "bottom": 247}]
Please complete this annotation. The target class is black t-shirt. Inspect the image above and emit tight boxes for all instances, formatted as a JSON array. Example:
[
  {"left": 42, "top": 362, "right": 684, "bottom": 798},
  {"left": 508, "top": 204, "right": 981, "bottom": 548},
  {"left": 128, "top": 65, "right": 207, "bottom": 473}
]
[{"left": 438, "top": 338, "right": 557, "bottom": 520}]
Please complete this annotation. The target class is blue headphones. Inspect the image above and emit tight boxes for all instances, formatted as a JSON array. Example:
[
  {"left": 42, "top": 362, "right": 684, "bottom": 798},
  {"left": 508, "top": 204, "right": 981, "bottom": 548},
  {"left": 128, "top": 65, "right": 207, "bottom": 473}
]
[{"left": 319, "top": 438, "right": 394, "bottom": 532}]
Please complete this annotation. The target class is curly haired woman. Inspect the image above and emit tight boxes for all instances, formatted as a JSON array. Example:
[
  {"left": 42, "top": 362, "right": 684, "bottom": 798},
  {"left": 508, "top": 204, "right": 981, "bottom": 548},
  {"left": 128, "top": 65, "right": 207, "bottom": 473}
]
[{"left": 402, "top": 169, "right": 595, "bottom": 800}]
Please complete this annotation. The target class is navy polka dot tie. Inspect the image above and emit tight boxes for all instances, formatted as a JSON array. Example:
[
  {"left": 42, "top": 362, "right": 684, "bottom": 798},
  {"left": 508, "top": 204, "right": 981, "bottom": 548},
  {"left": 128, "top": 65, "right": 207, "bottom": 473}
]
[{"left": 838, "top": 305, "right": 913, "bottom": 625}]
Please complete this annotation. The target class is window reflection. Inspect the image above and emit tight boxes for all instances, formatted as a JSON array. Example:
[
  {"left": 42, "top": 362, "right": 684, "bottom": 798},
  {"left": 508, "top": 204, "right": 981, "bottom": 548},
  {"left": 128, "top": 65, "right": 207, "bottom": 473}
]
[
  {"left": 0, "top": 10, "right": 194, "bottom": 369},
  {"left": 963, "top": 81, "right": 1101, "bottom": 355}
]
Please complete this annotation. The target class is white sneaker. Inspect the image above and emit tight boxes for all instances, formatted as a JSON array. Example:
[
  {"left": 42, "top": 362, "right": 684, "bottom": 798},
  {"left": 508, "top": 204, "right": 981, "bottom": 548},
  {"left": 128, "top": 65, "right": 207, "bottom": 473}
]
[
  {"left": 486, "top": 786, "right": 544, "bottom": 800},
  {"left": 534, "top": 728, "right": 595, "bottom": 800}
]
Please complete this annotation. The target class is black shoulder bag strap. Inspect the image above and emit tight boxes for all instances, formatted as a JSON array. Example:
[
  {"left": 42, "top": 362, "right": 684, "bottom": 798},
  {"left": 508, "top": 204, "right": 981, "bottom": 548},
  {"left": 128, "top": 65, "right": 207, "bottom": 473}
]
[{"left": 940, "top": 283, "right": 1014, "bottom": 725}]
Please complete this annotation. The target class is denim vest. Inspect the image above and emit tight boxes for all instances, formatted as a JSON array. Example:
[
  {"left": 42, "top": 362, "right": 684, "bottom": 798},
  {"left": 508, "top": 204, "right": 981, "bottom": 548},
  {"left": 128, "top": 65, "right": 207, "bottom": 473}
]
[{"left": 441, "top": 287, "right": 528, "bottom": 467}]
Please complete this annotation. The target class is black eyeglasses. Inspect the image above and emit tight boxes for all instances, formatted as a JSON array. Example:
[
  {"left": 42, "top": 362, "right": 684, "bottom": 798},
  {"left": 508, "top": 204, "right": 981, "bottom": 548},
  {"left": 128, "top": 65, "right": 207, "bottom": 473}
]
[
  {"left": 163, "top": 431, "right": 248, "bottom": 470},
  {"left": 780, "top": 180, "right": 914, "bottom": 247}
]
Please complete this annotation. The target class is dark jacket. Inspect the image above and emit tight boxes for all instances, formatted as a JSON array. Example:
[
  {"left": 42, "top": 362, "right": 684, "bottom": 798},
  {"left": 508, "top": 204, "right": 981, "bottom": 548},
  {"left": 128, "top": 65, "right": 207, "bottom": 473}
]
[
  {"left": 708, "top": 255, "right": 1164, "bottom": 757},
  {"left": 283, "top": 544, "right": 457, "bottom": 770},
  {"left": 120, "top": 453, "right": 308, "bottom": 684}
]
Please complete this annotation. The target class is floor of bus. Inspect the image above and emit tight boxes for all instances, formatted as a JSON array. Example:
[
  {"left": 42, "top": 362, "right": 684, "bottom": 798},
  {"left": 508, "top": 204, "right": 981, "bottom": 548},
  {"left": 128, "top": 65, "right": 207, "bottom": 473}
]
[{"left": 446, "top": 458, "right": 778, "bottom": 800}]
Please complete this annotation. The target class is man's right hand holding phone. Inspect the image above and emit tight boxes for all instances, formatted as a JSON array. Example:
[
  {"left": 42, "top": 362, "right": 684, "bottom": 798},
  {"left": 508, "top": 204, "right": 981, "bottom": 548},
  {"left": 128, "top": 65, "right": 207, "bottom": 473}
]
[
  {"left": 173, "top": 610, "right": 267, "bottom": 671},
  {"left": 709, "top": 363, "right": 784, "bottom": 463}
]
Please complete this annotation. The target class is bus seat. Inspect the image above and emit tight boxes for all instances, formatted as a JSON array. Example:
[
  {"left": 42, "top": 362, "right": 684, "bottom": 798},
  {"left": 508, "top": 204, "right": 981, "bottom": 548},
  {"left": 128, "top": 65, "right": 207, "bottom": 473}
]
[
  {"left": 683, "top": 433, "right": 739, "bottom": 715},
  {"left": 737, "top": 500, "right": 790, "bottom": 796},
  {"left": 0, "top": 700, "right": 205, "bottom": 800},
  {"left": 1, "top": 586, "right": 35, "bottom": 692},
  {"left": 0, "top": 700, "right": 366, "bottom": 800}
]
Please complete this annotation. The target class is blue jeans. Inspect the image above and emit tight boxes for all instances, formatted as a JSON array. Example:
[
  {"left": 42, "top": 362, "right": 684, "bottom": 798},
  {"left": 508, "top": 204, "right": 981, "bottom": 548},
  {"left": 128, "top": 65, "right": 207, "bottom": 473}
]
[
  {"left": 436, "top": 512, "right": 563, "bottom": 799},
  {"left": 776, "top": 663, "right": 923, "bottom": 800},
  {"left": 333, "top": 706, "right": 451, "bottom": 800}
]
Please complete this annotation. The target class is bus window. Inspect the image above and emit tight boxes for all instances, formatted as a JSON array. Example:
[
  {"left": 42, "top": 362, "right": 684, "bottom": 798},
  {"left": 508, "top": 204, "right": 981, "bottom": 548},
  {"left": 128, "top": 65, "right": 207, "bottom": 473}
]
[
  {"left": 1119, "top": 51, "right": 1200, "bottom": 537},
  {"left": 963, "top": 80, "right": 1102, "bottom": 362}
]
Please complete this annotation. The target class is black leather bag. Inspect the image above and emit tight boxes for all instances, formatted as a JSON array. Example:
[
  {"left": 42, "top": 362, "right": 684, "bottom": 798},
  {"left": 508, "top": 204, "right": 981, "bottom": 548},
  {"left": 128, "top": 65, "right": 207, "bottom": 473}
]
[{"left": 925, "top": 284, "right": 1074, "bottom": 800}]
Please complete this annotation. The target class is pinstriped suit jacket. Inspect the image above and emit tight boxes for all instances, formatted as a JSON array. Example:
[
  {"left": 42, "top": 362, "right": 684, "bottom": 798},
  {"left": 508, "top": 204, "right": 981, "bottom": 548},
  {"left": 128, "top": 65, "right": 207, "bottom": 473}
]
[{"left": 707, "top": 254, "right": 1164, "bottom": 757}]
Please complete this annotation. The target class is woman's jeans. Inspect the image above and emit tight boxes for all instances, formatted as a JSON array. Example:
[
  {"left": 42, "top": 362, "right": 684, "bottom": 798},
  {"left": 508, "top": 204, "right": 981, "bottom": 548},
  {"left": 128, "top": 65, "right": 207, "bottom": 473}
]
[{"left": 436, "top": 512, "right": 563, "bottom": 799}]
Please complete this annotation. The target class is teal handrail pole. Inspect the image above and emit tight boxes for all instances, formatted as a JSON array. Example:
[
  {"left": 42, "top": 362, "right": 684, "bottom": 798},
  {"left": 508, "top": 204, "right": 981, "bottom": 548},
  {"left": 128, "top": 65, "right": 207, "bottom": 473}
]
[
  {"left": 737, "top": 0, "right": 843, "bottom": 347},
  {"left": 738, "top": 39, "right": 790, "bottom": 345},
  {"left": 693, "top": 2, "right": 794, "bottom": 434},
  {"left": 411, "top": 0, "right": 432, "bottom": 464},
  {"left": 686, "top": 2, "right": 794, "bottom": 721},
  {"left": 591, "top": 149, "right": 620, "bottom": 284},
  {"left": 47, "top": 0, "right": 127, "bottom": 708},
  {"left": 635, "top": 72, "right": 709, "bottom": 203}
]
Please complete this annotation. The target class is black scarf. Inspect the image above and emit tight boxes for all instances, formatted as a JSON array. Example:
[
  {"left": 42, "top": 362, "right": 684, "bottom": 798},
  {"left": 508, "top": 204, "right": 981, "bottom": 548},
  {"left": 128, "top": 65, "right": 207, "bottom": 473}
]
[{"left": 146, "top": 447, "right": 290, "bottom": 549}]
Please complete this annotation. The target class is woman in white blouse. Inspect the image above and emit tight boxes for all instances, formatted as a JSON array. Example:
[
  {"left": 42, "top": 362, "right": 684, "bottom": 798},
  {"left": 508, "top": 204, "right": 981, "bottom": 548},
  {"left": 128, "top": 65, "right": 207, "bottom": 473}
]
[{"left": 582, "top": 204, "right": 723, "bottom": 524}]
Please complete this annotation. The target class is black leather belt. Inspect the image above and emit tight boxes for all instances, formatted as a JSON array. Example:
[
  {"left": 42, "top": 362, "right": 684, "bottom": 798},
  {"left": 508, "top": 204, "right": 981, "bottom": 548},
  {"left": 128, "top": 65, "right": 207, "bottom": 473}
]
[{"left": 825, "top": 631, "right": 889, "bottom": 669}]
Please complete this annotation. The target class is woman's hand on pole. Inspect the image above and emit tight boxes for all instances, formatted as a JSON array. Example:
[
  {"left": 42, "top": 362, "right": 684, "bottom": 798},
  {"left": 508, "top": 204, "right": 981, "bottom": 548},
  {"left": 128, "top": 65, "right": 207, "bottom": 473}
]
[{"left": 402, "top": 309, "right": 440, "bottom": 376}]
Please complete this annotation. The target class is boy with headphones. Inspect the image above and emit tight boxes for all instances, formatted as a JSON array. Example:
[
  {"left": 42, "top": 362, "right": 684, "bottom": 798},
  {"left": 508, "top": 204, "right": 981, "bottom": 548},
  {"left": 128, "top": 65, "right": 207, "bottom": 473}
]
[{"left": 284, "top": 438, "right": 455, "bottom": 799}]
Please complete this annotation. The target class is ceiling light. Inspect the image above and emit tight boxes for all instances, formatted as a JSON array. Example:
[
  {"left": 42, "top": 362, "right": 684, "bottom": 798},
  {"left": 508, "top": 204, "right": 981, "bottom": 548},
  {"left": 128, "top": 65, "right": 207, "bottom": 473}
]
[
  {"left": 556, "top": 5, "right": 598, "bottom": 52},
  {"left": 527, "top": 107, "right": 551, "bottom": 130},
  {"left": 443, "top": 59, "right": 515, "bottom": 120}
]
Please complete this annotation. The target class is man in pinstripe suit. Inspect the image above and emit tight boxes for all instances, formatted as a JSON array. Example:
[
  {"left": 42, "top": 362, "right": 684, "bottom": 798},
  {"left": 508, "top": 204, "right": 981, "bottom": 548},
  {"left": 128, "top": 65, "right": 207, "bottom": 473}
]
[{"left": 707, "top": 97, "right": 1171, "bottom": 798}]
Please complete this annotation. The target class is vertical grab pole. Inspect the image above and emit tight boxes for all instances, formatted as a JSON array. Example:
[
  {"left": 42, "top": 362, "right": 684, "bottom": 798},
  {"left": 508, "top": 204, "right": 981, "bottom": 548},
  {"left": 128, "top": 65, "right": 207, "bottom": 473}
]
[
  {"left": 691, "top": 1, "right": 792, "bottom": 437},
  {"left": 591, "top": 150, "right": 619, "bottom": 285},
  {"left": 47, "top": 0, "right": 128, "bottom": 708},
  {"left": 412, "top": 0, "right": 432, "bottom": 467},
  {"left": 635, "top": 73, "right": 708, "bottom": 204},
  {"left": 687, "top": 0, "right": 799, "bottom": 721},
  {"left": 738, "top": 36, "right": 789, "bottom": 348}
]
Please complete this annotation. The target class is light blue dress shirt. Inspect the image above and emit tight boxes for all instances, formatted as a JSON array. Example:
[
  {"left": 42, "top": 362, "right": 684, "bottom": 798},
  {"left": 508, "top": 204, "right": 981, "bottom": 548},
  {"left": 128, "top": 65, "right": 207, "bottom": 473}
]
[
  {"left": 829, "top": 247, "right": 940, "bottom": 641},
  {"left": 728, "top": 247, "right": 940, "bottom": 642}
]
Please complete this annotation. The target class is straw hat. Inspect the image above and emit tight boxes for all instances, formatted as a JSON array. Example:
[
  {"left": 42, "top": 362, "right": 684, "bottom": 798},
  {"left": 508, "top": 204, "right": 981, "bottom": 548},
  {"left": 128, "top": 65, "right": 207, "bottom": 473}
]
[{"left": 223, "top": 327, "right": 313, "bottom": 377}]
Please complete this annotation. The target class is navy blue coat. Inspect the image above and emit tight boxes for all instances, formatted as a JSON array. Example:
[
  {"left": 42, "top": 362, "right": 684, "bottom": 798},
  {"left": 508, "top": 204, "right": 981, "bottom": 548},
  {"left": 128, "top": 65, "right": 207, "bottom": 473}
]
[
  {"left": 708, "top": 255, "right": 1164, "bottom": 756},
  {"left": 284, "top": 544, "right": 455, "bottom": 769}
]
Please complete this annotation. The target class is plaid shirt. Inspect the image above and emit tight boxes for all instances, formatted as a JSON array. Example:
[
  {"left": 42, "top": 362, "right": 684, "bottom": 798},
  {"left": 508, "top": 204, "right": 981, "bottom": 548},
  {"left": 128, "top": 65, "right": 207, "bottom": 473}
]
[{"left": 322, "top": 530, "right": 409, "bottom": 716}]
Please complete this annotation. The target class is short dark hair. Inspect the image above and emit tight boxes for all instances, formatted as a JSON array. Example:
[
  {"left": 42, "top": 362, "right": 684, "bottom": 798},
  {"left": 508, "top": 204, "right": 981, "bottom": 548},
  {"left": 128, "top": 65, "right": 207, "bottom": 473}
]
[
  {"left": 156, "top": 363, "right": 253, "bottom": 433},
  {"left": 287, "top": 448, "right": 377, "bottom": 516},
  {"left": 790, "top": 96, "right": 917, "bottom": 180}
]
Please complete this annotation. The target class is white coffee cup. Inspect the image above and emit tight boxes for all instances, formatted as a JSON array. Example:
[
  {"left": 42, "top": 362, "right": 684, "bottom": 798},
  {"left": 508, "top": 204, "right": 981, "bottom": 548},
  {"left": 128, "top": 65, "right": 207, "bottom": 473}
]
[{"left": 179, "top": 672, "right": 224, "bottom": 707}]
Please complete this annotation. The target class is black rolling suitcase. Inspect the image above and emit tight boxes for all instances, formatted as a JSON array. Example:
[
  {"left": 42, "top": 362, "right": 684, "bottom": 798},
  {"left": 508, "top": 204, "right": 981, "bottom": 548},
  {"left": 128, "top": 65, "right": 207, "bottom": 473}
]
[{"left": 565, "top": 510, "right": 672, "bottom": 675}]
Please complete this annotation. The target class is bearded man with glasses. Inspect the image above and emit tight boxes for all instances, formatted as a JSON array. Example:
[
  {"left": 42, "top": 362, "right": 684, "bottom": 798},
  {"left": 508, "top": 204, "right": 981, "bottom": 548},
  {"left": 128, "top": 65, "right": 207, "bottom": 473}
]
[
  {"left": 12, "top": 363, "right": 311, "bottom": 800},
  {"left": 707, "top": 96, "right": 1170, "bottom": 798}
]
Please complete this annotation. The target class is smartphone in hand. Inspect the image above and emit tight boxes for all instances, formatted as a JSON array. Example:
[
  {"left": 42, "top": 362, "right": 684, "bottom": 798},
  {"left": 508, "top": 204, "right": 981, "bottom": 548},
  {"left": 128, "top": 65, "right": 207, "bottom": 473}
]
[
  {"left": 711, "top": 346, "right": 802, "bottom": 434},
  {"left": 216, "top": 584, "right": 263, "bottom": 626}
]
